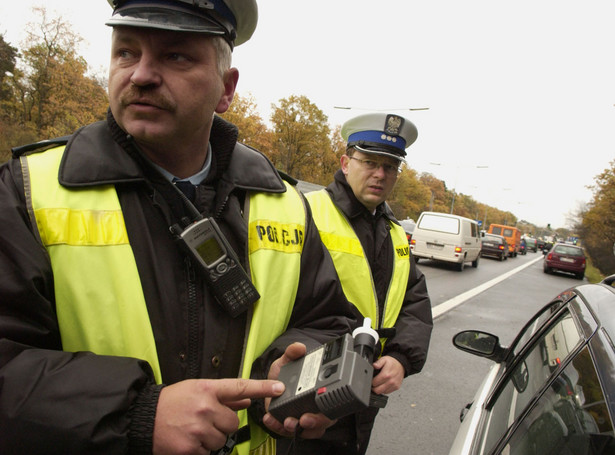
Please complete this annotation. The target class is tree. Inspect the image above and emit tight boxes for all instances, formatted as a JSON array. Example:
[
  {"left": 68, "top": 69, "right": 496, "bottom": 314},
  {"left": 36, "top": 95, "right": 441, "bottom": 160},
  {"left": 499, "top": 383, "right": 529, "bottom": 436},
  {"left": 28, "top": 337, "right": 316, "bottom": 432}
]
[
  {"left": 319, "top": 125, "right": 345, "bottom": 184},
  {"left": 388, "top": 165, "right": 431, "bottom": 220},
  {"left": 0, "top": 34, "right": 18, "bottom": 103},
  {"left": 0, "top": 8, "right": 108, "bottom": 160},
  {"left": 269, "top": 95, "right": 334, "bottom": 182},
  {"left": 452, "top": 192, "right": 479, "bottom": 219},
  {"left": 21, "top": 8, "right": 108, "bottom": 137},
  {"left": 330, "top": 125, "right": 346, "bottom": 160},
  {"left": 418, "top": 173, "right": 450, "bottom": 213},
  {"left": 219, "top": 92, "right": 273, "bottom": 154},
  {"left": 580, "top": 160, "right": 615, "bottom": 275}
]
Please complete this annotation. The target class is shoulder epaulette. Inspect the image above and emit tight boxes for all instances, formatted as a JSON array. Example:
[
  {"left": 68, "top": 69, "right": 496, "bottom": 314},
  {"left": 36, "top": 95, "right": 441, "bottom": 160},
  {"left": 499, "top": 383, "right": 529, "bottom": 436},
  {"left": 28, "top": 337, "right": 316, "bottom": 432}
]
[{"left": 11, "top": 136, "right": 71, "bottom": 158}]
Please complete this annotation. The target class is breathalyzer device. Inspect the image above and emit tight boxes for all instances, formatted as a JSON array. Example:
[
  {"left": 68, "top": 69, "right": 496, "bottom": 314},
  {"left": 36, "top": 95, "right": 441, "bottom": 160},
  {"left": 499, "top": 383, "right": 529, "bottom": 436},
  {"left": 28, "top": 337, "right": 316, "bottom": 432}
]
[
  {"left": 269, "top": 318, "right": 386, "bottom": 421},
  {"left": 176, "top": 217, "right": 260, "bottom": 318}
]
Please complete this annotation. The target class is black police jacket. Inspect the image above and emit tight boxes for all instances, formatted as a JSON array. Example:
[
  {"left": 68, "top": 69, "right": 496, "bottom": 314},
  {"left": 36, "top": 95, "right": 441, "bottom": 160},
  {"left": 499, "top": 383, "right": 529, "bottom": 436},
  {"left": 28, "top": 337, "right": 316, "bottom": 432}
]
[
  {"left": 0, "top": 112, "right": 355, "bottom": 454},
  {"left": 324, "top": 170, "right": 433, "bottom": 376}
]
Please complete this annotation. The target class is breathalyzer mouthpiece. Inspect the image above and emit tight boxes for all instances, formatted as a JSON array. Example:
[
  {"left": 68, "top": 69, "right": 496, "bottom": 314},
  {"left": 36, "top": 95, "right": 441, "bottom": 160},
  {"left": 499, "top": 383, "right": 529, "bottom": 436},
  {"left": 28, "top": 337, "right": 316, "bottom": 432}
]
[{"left": 352, "top": 317, "right": 379, "bottom": 361}]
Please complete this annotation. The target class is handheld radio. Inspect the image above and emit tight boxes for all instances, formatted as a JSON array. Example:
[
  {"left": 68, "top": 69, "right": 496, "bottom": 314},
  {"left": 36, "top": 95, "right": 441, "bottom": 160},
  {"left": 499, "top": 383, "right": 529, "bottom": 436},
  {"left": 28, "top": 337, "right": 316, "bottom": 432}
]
[{"left": 176, "top": 217, "right": 259, "bottom": 317}]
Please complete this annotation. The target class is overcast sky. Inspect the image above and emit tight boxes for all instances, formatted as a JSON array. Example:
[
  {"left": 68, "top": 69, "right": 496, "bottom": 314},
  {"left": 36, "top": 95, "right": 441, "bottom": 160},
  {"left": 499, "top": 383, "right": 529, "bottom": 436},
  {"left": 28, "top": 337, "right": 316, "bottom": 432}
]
[{"left": 2, "top": 0, "right": 614, "bottom": 229}]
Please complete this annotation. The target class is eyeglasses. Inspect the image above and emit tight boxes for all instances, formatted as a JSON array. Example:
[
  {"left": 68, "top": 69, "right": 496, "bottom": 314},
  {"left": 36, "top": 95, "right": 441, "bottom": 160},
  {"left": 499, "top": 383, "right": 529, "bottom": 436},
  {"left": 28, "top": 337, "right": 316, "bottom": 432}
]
[{"left": 348, "top": 156, "right": 401, "bottom": 175}]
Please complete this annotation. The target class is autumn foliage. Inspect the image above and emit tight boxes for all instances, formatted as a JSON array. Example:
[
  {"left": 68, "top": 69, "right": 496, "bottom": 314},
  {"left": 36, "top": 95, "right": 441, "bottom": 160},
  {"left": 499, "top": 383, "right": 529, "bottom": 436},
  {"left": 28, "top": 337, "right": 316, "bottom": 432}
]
[
  {"left": 0, "top": 8, "right": 108, "bottom": 160},
  {"left": 220, "top": 93, "right": 522, "bottom": 229},
  {"left": 2, "top": 9, "right": 614, "bottom": 273},
  {"left": 578, "top": 161, "right": 615, "bottom": 275}
]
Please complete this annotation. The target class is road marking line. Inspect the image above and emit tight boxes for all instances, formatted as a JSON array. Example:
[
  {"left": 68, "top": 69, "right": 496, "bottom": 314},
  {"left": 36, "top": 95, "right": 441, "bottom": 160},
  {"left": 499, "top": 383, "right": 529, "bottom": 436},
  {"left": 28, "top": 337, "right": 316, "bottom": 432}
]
[{"left": 432, "top": 255, "right": 544, "bottom": 319}]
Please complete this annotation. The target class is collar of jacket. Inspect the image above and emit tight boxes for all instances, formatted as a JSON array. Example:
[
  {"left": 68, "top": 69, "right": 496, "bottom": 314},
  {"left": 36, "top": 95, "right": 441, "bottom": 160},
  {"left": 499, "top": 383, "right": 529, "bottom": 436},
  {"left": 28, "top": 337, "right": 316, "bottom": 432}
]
[
  {"left": 328, "top": 169, "right": 400, "bottom": 225},
  {"left": 57, "top": 111, "right": 286, "bottom": 194}
]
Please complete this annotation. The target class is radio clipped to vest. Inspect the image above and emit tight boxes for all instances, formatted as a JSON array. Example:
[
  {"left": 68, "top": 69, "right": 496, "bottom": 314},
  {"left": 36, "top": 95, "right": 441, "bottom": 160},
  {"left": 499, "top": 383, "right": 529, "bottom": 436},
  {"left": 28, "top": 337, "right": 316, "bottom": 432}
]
[{"left": 172, "top": 217, "right": 260, "bottom": 317}]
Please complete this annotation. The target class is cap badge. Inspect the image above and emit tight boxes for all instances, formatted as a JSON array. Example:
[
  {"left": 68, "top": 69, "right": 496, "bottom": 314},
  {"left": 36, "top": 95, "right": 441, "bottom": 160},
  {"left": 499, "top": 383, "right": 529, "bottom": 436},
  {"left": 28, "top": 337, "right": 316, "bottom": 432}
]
[{"left": 384, "top": 115, "right": 403, "bottom": 136}]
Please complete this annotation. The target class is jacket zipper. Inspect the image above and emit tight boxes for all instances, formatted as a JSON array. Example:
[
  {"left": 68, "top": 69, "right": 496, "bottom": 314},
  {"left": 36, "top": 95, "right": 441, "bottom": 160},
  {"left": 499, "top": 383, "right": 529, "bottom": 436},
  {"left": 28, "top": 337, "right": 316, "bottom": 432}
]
[{"left": 185, "top": 257, "right": 200, "bottom": 378}]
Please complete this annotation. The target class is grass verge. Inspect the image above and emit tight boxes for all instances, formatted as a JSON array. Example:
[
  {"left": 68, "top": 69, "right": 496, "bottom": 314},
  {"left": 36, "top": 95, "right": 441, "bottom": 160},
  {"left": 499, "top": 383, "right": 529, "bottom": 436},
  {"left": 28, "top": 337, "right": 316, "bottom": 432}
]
[{"left": 585, "top": 258, "right": 605, "bottom": 284}]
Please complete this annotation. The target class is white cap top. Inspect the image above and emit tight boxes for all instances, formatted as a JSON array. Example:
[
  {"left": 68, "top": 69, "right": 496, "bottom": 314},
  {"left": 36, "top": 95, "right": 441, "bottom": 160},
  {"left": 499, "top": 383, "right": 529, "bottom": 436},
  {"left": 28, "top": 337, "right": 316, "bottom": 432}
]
[{"left": 352, "top": 317, "right": 379, "bottom": 344}]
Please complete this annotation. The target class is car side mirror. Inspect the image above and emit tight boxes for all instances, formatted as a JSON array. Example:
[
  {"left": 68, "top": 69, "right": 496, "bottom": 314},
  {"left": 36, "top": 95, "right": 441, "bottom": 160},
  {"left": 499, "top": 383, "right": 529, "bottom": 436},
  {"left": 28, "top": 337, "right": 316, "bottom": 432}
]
[
  {"left": 602, "top": 275, "right": 615, "bottom": 287},
  {"left": 453, "top": 330, "right": 507, "bottom": 363}
]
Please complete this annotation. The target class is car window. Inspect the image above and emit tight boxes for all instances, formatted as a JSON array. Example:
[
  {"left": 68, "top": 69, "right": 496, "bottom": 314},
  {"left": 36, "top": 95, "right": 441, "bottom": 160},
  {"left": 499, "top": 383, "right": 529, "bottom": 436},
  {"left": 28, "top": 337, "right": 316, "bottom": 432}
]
[
  {"left": 504, "top": 229, "right": 514, "bottom": 237},
  {"left": 502, "top": 346, "right": 615, "bottom": 454},
  {"left": 554, "top": 245, "right": 584, "bottom": 256},
  {"left": 479, "top": 311, "right": 583, "bottom": 454},
  {"left": 491, "top": 227, "right": 502, "bottom": 235},
  {"left": 511, "top": 304, "right": 560, "bottom": 357},
  {"left": 418, "top": 214, "right": 460, "bottom": 234}
]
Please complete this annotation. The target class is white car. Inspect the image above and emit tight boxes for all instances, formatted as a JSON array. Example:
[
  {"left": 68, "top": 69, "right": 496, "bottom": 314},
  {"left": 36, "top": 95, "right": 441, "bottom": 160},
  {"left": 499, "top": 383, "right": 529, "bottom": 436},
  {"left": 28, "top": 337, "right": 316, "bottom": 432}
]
[
  {"left": 410, "top": 211, "right": 481, "bottom": 271},
  {"left": 449, "top": 276, "right": 615, "bottom": 454}
]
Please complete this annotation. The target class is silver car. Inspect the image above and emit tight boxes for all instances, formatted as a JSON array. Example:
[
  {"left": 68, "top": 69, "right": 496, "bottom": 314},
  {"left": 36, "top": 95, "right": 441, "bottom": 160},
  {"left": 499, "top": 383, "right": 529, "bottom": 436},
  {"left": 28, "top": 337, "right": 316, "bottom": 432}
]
[{"left": 449, "top": 276, "right": 615, "bottom": 454}]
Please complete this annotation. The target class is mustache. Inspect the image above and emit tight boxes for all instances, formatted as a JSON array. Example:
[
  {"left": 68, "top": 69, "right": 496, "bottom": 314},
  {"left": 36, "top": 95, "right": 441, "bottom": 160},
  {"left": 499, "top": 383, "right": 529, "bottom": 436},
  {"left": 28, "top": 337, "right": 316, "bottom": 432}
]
[{"left": 120, "top": 87, "right": 175, "bottom": 111}]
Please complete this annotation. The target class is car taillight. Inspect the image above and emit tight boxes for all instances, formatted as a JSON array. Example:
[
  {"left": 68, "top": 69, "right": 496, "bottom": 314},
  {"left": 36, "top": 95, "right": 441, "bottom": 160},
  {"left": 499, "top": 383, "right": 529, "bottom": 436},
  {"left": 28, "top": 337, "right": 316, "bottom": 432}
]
[
  {"left": 547, "top": 253, "right": 553, "bottom": 260},
  {"left": 498, "top": 245, "right": 504, "bottom": 250},
  {"left": 410, "top": 239, "right": 416, "bottom": 246},
  {"left": 454, "top": 246, "right": 462, "bottom": 253}
]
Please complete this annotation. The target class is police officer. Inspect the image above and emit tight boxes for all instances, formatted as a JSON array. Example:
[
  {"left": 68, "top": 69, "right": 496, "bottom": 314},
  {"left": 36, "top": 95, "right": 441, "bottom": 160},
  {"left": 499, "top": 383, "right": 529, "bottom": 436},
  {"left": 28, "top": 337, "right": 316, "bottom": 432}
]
[
  {"left": 0, "top": 2, "right": 356, "bottom": 454},
  {"left": 281, "top": 113, "right": 433, "bottom": 454}
]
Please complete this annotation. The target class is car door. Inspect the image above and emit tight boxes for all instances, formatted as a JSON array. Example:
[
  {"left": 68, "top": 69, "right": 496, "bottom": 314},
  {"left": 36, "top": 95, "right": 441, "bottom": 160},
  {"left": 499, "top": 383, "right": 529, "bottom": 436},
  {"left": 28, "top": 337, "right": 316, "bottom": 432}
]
[
  {"left": 472, "top": 306, "right": 587, "bottom": 454},
  {"left": 470, "top": 221, "right": 481, "bottom": 260},
  {"left": 500, "top": 344, "right": 615, "bottom": 454}
]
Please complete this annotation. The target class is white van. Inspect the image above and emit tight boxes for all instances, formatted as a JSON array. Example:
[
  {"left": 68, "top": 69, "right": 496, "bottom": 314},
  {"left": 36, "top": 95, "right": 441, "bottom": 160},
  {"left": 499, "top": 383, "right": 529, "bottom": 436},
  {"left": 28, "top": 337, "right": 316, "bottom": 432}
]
[{"left": 410, "top": 211, "right": 481, "bottom": 271}]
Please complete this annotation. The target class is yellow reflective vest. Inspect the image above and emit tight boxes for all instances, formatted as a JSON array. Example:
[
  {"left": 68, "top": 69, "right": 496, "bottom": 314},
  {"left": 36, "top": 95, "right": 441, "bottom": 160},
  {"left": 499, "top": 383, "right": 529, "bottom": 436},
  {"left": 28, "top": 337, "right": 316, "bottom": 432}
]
[
  {"left": 24, "top": 145, "right": 306, "bottom": 455},
  {"left": 306, "top": 190, "right": 410, "bottom": 341}
]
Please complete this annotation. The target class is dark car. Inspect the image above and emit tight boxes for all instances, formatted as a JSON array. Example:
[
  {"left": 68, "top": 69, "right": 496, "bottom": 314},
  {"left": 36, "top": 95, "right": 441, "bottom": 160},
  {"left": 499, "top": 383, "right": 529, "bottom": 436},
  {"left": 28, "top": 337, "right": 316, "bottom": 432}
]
[
  {"left": 541, "top": 241, "right": 554, "bottom": 256},
  {"left": 544, "top": 243, "right": 586, "bottom": 280},
  {"left": 399, "top": 218, "right": 416, "bottom": 243},
  {"left": 480, "top": 233, "right": 508, "bottom": 261},
  {"left": 524, "top": 237, "right": 538, "bottom": 253},
  {"left": 449, "top": 276, "right": 615, "bottom": 455}
]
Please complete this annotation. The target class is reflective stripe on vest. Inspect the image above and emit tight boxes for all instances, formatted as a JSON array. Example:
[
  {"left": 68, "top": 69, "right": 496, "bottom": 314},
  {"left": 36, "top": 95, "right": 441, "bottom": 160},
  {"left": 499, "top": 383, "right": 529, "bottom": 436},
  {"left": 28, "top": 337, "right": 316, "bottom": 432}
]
[
  {"left": 25, "top": 147, "right": 305, "bottom": 455},
  {"left": 306, "top": 190, "right": 410, "bottom": 334}
]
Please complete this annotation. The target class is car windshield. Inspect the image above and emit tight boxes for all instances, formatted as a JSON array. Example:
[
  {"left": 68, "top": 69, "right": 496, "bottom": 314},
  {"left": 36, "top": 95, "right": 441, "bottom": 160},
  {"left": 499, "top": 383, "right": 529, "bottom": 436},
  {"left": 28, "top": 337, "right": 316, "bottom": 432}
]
[
  {"left": 554, "top": 245, "right": 584, "bottom": 256},
  {"left": 479, "top": 311, "right": 583, "bottom": 454}
]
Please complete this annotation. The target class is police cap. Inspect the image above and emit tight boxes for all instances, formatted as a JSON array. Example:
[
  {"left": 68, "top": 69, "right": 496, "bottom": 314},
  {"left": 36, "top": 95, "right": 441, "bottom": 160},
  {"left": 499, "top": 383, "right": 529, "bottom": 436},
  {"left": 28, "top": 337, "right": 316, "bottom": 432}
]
[
  {"left": 342, "top": 113, "right": 418, "bottom": 160},
  {"left": 106, "top": 0, "right": 258, "bottom": 48}
]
